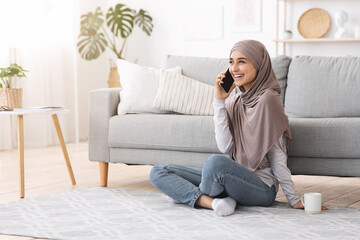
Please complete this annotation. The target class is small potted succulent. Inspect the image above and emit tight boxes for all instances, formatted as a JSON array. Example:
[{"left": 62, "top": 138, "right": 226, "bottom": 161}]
[
  {"left": 283, "top": 30, "right": 293, "bottom": 39},
  {"left": 0, "top": 63, "right": 28, "bottom": 110}
]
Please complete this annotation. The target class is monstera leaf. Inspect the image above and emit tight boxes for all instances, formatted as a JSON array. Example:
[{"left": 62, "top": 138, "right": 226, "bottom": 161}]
[
  {"left": 77, "top": 29, "right": 108, "bottom": 60},
  {"left": 77, "top": 4, "right": 153, "bottom": 61},
  {"left": 78, "top": 7, "right": 107, "bottom": 60},
  {"left": 80, "top": 7, "right": 104, "bottom": 32},
  {"left": 134, "top": 9, "right": 153, "bottom": 36},
  {"left": 106, "top": 4, "right": 134, "bottom": 38}
]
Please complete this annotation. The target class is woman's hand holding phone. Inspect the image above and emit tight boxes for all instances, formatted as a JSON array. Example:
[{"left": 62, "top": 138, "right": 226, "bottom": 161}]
[{"left": 215, "top": 71, "right": 236, "bottom": 99}]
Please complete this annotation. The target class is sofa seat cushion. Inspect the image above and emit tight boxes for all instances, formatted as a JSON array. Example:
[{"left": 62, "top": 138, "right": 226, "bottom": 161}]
[
  {"left": 288, "top": 118, "right": 360, "bottom": 158},
  {"left": 108, "top": 114, "right": 219, "bottom": 153}
]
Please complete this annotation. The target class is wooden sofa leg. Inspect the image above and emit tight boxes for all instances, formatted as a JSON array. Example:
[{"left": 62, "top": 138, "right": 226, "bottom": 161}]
[{"left": 99, "top": 162, "right": 109, "bottom": 187}]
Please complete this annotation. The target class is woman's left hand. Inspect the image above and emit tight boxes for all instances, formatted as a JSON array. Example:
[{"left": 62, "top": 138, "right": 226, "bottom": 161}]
[{"left": 292, "top": 200, "right": 328, "bottom": 210}]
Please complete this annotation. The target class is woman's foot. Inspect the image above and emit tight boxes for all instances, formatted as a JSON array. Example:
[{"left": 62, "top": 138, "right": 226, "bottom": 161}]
[{"left": 211, "top": 197, "right": 237, "bottom": 216}]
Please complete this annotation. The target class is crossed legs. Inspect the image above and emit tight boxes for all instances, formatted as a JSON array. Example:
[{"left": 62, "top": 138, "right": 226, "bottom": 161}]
[{"left": 150, "top": 154, "right": 276, "bottom": 216}]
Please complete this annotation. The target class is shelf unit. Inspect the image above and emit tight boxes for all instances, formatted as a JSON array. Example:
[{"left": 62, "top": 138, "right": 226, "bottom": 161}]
[
  {"left": 276, "top": 38, "right": 360, "bottom": 43},
  {"left": 274, "top": 0, "right": 360, "bottom": 55}
]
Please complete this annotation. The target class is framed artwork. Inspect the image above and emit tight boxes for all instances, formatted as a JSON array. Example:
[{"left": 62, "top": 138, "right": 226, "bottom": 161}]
[
  {"left": 230, "top": 0, "right": 262, "bottom": 32},
  {"left": 183, "top": 4, "right": 223, "bottom": 41}
]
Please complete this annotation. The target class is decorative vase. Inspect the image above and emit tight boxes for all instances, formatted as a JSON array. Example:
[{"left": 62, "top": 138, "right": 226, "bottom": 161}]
[
  {"left": 107, "top": 59, "right": 121, "bottom": 88},
  {"left": 0, "top": 88, "right": 23, "bottom": 110}
]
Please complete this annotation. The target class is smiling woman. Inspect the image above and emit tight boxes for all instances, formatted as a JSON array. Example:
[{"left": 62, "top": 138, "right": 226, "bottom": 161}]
[
  {"left": 0, "top": 0, "right": 78, "bottom": 150},
  {"left": 149, "top": 40, "right": 329, "bottom": 217},
  {"left": 228, "top": 52, "right": 257, "bottom": 91}
]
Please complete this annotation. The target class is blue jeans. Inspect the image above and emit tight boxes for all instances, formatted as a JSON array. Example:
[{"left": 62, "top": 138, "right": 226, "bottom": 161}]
[{"left": 150, "top": 154, "right": 277, "bottom": 208}]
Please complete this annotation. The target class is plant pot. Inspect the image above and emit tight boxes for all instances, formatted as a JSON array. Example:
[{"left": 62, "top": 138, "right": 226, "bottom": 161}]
[
  {"left": 107, "top": 66, "right": 121, "bottom": 88},
  {"left": 0, "top": 88, "right": 23, "bottom": 110},
  {"left": 283, "top": 31, "right": 293, "bottom": 39}
]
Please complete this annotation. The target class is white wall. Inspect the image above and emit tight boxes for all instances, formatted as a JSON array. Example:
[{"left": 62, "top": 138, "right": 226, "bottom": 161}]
[
  {"left": 77, "top": 0, "right": 360, "bottom": 140},
  {"left": 0, "top": 0, "right": 78, "bottom": 149}
]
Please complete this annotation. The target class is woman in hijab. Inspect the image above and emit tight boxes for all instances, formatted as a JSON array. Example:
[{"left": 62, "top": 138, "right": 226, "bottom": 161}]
[{"left": 150, "top": 40, "right": 327, "bottom": 216}]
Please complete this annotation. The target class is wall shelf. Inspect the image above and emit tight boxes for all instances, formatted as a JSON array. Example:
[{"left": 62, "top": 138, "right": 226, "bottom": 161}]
[
  {"left": 275, "top": 0, "right": 360, "bottom": 55},
  {"left": 274, "top": 38, "right": 360, "bottom": 43}
]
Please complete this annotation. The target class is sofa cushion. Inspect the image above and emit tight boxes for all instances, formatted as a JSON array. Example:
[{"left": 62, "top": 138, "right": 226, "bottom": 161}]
[
  {"left": 288, "top": 157, "right": 360, "bottom": 177},
  {"left": 117, "top": 59, "right": 182, "bottom": 115},
  {"left": 271, "top": 55, "right": 291, "bottom": 103},
  {"left": 288, "top": 118, "right": 360, "bottom": 158},
  {"left": 153, "top": 70, "right": 215, "bottom": 115},
  {"left": 285, "top": 56, "right": 360, "bottom": 117},
  {"left": 110, "top": 148, "right": 211, "bottom": 168},
  {"left": 161, "top": 55, "right": 228, "bottom": 85},
  {"left": 108, "top": 114, "right": 219, "bottom": 153}
]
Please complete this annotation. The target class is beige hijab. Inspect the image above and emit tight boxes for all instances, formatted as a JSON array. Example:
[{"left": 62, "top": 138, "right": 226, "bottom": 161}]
[{"left": 225, "top": 40, "right": 292, "bottom": 171}]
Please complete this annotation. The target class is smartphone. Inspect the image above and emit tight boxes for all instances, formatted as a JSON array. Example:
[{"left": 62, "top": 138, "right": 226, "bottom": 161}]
[{"left": 219, "top": 68, "right": 234, "bottom": 93}]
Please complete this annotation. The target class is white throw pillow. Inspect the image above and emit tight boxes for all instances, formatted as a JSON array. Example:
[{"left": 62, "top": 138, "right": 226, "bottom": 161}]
[
  {"left": 153, "top": 70, "right": 215, "bottom": 115},
  {"left": 117, "top": 59, "right": 182, "bottom": 114}
]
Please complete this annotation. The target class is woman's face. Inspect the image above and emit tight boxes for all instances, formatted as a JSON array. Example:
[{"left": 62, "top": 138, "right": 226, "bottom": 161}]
[{"left": 229, "top": 50, "right": 257, "bottom": 91}]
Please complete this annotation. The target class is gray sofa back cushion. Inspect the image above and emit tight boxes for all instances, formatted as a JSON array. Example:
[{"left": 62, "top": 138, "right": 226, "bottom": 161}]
[
  {"left": 162, "top": 55, "right": 228, "bottom": 85},
  {"left": 162, "top": 55, "right": 290, "bottom": 104},
  {"left": 285, "top": 56, "right": 360, "bottom": 117},
  {"left": 271, "top": 55, "right": 291, "bottom": 103}
]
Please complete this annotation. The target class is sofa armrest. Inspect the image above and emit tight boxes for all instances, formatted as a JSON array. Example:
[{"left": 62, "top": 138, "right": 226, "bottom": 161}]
[{"left": 89, "top": 88, "right": 121, "bottom": 162}]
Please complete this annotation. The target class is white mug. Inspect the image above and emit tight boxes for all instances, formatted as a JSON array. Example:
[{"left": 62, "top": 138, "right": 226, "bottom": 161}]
[{"left": 301, "top": 193, "right": 322, "bottom": 214}]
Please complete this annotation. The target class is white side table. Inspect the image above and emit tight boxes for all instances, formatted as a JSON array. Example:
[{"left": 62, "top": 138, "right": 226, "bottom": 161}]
[{"left": 0, "top": 107, "right": 76, "bottom": 198}]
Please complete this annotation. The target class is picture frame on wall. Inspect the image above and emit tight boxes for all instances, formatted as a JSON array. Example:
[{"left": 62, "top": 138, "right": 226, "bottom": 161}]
[{"left": 230, "top": 0, "right": 262, "bottom": 33}]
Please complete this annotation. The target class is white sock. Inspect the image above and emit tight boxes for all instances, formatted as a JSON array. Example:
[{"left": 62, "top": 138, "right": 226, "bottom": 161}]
[
  {"left": 166, "top": 195, "right": 181, "bottom": 204},
  {"left": 211, "top": 197, "right": 237, "bottom": 217}
]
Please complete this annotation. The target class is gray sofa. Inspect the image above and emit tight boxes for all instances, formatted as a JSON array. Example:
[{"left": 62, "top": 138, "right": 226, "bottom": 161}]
[{"left": 89, "top": 55, "right": 360, "bottom": 186}]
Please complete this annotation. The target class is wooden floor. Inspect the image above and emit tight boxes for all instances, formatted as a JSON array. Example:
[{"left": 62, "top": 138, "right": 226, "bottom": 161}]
[{"left": 1, "top": 142, "right": 360, "bottom": 240}]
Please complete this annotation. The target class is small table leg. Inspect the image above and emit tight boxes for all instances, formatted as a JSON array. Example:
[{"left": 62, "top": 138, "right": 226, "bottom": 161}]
[
  {"left": 52, "top": 114, "right": 76, "bottom": 185},
  {"left": 17, "top": 115, "right": 25, "bottom": 198}
]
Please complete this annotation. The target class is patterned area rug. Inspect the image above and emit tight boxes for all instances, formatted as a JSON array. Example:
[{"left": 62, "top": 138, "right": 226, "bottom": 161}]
[{"left": 0, "top": 187, "right": 360, "bottom": 240}]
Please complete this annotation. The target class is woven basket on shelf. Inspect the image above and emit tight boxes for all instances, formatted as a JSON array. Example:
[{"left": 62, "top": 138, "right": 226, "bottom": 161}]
[
  {"left": 0, "top": 88, "right": 23, "bottom": 110},
  {"left": 298, "top": 8, "right": 331, "bottom": 39}
]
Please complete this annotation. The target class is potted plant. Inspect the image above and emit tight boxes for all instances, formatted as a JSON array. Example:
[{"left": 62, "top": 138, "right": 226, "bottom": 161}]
[
  {"left": 77, "top": 3, "right": 154, "bottom": 87},
  {"left": 0, "top": 63, "right": 28, "bottom": 110},
  {"left": 283, "top": 30, "right": 293, "bottom": 39}
]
